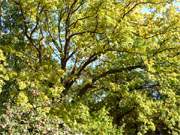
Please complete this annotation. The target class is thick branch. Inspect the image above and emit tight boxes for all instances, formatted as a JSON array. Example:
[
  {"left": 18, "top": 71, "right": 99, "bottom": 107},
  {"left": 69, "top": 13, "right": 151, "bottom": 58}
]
[
  {"left": 62, "top": 2, "right": 75, "bottom": 70},
  {"left": 62, "top": 53, "right": 98, "bottom": 94},
  {"left": 77, "top": 54, "right": 98, "bottom": 77},
  {"left": 57, "top": 10, "right": 65, "bottom": 49},
  {"left": 78, "top": 64, "right": 146, "bottom": 96}
]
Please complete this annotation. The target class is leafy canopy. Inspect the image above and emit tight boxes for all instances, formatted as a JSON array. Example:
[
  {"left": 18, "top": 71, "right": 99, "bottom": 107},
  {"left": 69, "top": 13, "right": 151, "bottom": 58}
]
[{"left": 0, "top": 0, "right": 179, "bottom": 134}]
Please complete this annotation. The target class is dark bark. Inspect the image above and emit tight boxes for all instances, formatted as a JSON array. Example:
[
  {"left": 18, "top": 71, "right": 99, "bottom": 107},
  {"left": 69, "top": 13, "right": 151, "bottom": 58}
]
[{"left": 78, "top": 64, "right": 146, "bottom": 96}]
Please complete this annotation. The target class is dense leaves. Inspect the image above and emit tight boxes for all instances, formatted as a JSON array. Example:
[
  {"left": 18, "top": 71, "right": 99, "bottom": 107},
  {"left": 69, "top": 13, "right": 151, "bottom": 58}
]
[{"left": 0, "top": 0, "right": 179, "bottom": 134}]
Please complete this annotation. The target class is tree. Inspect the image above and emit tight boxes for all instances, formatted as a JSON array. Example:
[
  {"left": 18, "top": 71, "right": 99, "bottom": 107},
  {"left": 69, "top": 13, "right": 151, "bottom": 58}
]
[{"left": 0, "top": 0, "right": 179, "bottom": 134}]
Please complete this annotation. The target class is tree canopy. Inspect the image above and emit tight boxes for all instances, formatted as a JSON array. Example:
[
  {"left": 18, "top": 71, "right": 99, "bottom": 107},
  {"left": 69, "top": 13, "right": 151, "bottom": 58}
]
[{"left": 0, "top": 0, "right": 179, "bottom": 134}]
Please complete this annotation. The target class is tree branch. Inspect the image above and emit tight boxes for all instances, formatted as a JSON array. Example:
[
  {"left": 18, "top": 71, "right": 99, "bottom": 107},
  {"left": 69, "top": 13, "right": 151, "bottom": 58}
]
[
  {"left": 30, "top": 3, "right": 44, "bottom": 38},
  {"left": 78, "top": 64, "right": 146, "bottom": 96},
  {"left": 122, "top": 2, "right": 165, "bottom": 19}
]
